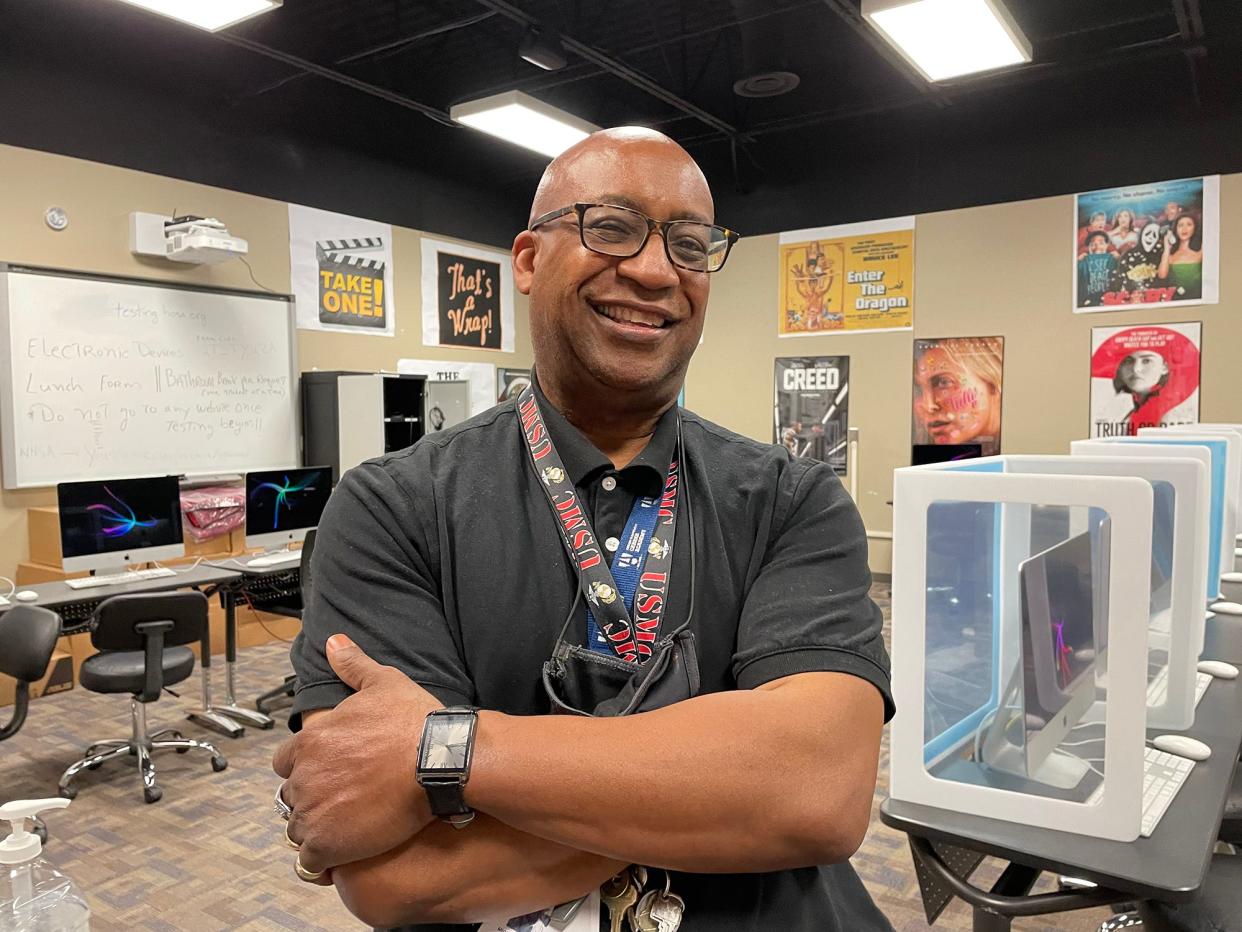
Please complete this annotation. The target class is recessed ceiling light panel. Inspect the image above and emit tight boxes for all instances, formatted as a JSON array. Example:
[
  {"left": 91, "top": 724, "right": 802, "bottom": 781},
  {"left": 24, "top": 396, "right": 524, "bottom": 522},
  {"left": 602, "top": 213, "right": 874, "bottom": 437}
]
[
  {"left": 450, "top": 91, "right": 600, "bottom": 159},
  {"left": 112, "top": 0, "right": 282, "bottom": 32},
  {"left": 862, "top": 0, "right": 1032, "bottom": 82}
]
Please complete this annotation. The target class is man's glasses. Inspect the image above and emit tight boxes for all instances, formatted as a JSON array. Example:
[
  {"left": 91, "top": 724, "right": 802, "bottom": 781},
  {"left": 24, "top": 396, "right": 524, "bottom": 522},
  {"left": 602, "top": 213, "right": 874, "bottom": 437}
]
[{"left": 529, "top": 203, "right": 740, "bottom": 273}]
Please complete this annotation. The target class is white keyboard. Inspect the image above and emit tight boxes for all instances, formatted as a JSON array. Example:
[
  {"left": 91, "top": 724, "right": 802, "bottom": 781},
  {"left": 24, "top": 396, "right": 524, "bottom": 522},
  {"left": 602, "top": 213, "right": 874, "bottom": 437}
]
[
  {"left": 1139, "top": 745, "right": 1195, "bottom": 836},
  {"left": 245, "top": 552, "right": 301, "bottom": 568},
  {"left": 64, "top": 567, "right": 177, "bottom": 590},
  {"left": 1145, "top": 668, "right": 1213, "bottom": 707}
]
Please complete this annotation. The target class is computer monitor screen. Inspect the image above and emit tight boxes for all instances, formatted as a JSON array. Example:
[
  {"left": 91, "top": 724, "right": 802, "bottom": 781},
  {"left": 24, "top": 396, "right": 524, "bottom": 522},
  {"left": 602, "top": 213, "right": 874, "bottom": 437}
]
[
  {"left": 1019, "top": 530, "right": 1100, "bottom": 776},
  {"left": 245, "top": 467, "right": 332, "bottom": 550},
  {"left": 57, "top": 476, "right": 185, "bottom": 572},
  {"left": 912, "top": 443, "right": 983, "bottom": 466}
]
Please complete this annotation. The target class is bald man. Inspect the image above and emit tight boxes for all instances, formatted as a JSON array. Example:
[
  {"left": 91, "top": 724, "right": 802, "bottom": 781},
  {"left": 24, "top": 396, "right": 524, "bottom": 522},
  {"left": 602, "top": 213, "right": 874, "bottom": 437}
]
[{"left": 275, "top": 128, "right": 894, "bottom": 932}]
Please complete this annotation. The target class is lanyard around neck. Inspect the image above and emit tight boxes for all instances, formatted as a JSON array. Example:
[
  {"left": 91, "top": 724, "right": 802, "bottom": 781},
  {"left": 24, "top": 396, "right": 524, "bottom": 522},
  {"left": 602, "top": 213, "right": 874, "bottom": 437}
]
[{"left": 517, "top": 386, "right": 679, "bottom": 663}]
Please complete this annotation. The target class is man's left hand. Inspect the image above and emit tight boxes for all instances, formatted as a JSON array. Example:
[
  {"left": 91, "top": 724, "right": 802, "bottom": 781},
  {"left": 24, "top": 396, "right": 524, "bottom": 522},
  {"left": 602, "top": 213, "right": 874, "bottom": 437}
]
[{"left": 273, "top": 634, "right": 441, "bottom": 874}]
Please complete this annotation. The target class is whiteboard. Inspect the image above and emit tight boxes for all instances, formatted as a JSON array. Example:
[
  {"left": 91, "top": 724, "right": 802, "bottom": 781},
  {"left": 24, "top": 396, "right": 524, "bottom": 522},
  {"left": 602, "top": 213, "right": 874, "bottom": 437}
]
[{"left": 0, "top": 265, "right": 299, "bottom": 489}]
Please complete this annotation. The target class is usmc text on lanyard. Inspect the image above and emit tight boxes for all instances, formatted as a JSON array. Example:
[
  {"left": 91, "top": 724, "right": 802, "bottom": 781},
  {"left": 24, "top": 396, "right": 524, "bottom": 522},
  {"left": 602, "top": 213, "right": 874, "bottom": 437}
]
[{"left": 517, "top": 387, "right": 679, "bottom": 662}]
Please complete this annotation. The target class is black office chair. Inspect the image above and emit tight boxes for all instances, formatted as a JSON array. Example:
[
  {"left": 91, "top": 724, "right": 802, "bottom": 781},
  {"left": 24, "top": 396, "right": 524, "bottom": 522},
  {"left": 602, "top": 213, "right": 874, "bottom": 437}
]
[
  {"left": 0, "top": 604, "right": 60, "bottom": 743},
  {"left": 1219, "top": 766, "right": 1242, "bottom": 846},
  {"left": 254, "top": 529, "right": 314, "bottom": 714},
  {"left": 59, "top": 591, "right": 227, "bottom": 804},
  {"left": 0, "top": 604, "right": 61, "bottom": 843}
]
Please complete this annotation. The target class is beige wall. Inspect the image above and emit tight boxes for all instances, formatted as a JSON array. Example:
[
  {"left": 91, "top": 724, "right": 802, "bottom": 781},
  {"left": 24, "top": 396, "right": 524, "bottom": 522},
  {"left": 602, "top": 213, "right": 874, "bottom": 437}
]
[
  {"left": 688, "top": 174, "right": 1242, "bottom": 574},
  {"left": 0, "top": 143, "right": 532, "bottom": 582},
  {"left": 4, "top": 142, "right": 1238, "bottom": 581}
]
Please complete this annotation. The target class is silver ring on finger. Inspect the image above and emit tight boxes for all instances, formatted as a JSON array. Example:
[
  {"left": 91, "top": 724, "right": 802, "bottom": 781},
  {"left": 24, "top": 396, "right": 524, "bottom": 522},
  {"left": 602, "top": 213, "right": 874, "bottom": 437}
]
[{"left": 274, "top": 782, "right": 293, "bottom": 822}]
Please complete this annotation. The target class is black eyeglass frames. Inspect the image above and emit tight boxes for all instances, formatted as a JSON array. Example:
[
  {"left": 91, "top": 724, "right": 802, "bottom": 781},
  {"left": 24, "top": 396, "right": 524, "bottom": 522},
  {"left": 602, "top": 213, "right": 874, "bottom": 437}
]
[{"left": 528, "top": 203, "right": 740, "bottom": 273}]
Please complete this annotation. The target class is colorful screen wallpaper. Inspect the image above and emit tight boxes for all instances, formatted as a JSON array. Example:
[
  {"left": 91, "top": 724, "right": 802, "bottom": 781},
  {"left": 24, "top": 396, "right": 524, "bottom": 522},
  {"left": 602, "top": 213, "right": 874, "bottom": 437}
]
[
  {"left": 57, "top": 476, "right": 183, "bottom": 558},
  {"left": 245, "top": 468, "right": 332, "bottom": 535}
]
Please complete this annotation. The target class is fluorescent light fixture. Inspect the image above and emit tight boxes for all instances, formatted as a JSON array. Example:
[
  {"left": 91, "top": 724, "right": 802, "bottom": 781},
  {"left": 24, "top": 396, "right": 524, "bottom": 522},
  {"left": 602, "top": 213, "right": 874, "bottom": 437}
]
[
  {"left": 450, "top": 91, "right": 600, "bottom": 159},
  {"left": 862, "top": 0, "right": 1031, "bottom": 82},
  {"left": 112, "top": 0, "right": 282, "bottom": 32}
]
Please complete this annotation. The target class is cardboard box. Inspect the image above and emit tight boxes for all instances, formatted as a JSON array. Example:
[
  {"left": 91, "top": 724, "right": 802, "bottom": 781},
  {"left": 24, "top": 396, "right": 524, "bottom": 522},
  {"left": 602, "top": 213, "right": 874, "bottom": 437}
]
[
  {"left": 15, "top": 561, "right": 85, "bottom": 586},
  {"left": 238, "top": 611, "right": 301, "bottom": 649},
  {"left": 0, "top": 649, "right": 74, "bottom": 709}
]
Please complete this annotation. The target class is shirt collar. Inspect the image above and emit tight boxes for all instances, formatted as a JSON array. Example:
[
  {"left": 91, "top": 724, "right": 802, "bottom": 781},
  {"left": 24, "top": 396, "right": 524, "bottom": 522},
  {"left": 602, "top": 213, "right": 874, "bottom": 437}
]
[{"left": 531, "top": 371, "right": 679, "bottom": 495}]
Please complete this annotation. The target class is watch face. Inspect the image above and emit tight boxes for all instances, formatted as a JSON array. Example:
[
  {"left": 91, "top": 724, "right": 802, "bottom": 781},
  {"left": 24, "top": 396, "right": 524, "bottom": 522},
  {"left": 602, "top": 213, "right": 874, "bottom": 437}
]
[{"left": 424, "top": 715, "right": 474, "bottom": 771}]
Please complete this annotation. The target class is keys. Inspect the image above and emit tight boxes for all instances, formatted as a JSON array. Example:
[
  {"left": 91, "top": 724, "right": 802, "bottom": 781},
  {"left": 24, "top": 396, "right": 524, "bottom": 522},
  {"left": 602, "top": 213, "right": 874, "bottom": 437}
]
[
  {"left": 601, "top": 871, "right": 638, "bottom": 932},
  {"left": 630, "top": 871, "right": 684, "bottom": 932},
  {"left": 648, "top": 891, "right": 685, "bottom": 932}
]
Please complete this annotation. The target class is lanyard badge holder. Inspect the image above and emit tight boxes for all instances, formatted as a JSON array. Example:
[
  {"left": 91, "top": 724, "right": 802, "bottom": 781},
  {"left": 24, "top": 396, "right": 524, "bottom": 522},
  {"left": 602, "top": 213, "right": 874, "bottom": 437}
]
[{"left": 516, "top": 387, "right": 701, "bottom": 718}]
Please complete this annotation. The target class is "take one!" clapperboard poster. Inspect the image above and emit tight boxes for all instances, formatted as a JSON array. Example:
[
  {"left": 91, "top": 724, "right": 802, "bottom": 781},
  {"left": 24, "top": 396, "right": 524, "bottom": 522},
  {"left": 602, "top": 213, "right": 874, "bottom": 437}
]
[
  {"left": 288, "top": 203, "right": 397, "bottom": 337},
  {"left": 316, "top": 236, "right": 387, "bottom": 330}
]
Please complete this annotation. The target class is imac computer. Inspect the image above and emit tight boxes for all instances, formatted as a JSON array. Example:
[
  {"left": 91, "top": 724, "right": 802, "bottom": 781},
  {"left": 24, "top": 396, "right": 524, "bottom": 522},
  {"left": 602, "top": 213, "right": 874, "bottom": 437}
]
[
  {"left": 57, "top": 476, "right": 185, "bottom": 575},
  {"left": 244, "top": 467, "right": 331, "bottom": 566},
  {"left": 984, "top": 529, "right": 1101, "bottom": 790}
]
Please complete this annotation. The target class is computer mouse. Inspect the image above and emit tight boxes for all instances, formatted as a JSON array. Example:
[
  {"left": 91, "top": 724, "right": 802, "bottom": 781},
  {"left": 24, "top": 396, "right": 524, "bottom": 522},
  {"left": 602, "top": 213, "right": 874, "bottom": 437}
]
[
  {"left": 1210, "top": 601, "right": 1242, "bottom": 616},
  {"left": 14, "top": 591, "right": 38, "bottom": 603},
  {"left": 1198, "top": 660, "right": 1240, "bottom": 679},
  {"left": 1150, "top": 734, "right": 1212, "bottom": 761}
]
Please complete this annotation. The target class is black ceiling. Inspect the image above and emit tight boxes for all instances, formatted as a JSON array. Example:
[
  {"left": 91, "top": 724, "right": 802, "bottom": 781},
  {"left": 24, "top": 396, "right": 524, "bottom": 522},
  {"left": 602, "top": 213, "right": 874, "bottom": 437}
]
[{"left": 2, "top": 0, "right": 1240, "bottom": 246}]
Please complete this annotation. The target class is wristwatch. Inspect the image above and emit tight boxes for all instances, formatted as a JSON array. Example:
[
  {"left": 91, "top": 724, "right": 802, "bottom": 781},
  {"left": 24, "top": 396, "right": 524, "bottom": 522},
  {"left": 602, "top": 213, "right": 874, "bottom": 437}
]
[{"left": 416, "top": 706, "right": 479, "bottom": 828}]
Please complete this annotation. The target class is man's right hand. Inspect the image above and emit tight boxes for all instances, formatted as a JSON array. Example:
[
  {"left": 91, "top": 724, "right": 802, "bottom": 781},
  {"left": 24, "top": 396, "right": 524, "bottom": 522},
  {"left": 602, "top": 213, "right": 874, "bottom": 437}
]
[{"left": 273, "top": 635, "right": 441, "bottom": 874}]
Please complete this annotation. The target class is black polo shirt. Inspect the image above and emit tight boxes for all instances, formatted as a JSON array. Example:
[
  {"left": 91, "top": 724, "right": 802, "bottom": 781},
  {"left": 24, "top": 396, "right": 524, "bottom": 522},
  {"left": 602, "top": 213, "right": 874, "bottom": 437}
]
[{"left": 290, "top": 381, "right": 895, "bottom": 932}]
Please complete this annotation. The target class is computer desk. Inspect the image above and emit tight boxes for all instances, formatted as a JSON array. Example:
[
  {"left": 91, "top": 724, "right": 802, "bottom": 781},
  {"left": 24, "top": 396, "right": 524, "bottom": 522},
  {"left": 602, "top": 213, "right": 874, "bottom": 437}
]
[
  {"left": 203, "top": 558, "right": 304, "bottom": 733},
  {"left": 0, "top": 564, "right": 260, "bottom": 739},
  {"left": 879, "top": 612, "right": 1242, "bottom": 930}
]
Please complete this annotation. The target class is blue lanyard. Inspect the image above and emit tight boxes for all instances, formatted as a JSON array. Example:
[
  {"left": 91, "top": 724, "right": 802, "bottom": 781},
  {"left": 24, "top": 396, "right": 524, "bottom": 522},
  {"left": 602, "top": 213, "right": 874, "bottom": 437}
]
[{"left": 587, "top": 490, "right": 662, "bottom": 653}]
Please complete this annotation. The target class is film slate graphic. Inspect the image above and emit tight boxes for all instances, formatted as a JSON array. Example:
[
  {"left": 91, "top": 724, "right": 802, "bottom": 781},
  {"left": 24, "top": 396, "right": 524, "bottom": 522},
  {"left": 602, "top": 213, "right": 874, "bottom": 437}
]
[{"left": 317, "top": 236, "right": 387, "bottom": 329}]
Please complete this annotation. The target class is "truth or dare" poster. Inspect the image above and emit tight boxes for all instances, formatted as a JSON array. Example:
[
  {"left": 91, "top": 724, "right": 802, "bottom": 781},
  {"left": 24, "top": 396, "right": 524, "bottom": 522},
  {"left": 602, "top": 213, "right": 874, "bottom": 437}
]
[
  {"left": 421, "top": 237, "right": 514, "bottom": 352},
  {"left": 1089, "top": 322, "right": 1201, "bottom": 437}
]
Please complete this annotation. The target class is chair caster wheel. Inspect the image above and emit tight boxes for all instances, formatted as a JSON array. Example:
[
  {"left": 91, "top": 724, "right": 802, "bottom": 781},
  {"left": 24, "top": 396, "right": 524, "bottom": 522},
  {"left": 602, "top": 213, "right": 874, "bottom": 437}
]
[
  {"left": 87, "top": 762, "right": 103, "bottom": 771},
  {"left": 59, "top": 787, "right": 77, "bottom": 800},
  {"left": 212, "top": 757, "right": 228, "bottom": 772},
  {"left": 144, "top": 788, "right": 162, "bottom": 804},
  {"left": 175, "top": 746, "right": 190, "bottom": 754}
]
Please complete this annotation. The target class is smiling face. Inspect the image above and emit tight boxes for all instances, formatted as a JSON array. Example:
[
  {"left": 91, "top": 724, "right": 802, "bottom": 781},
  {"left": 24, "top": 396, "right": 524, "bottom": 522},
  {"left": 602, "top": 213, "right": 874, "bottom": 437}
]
[
  {"left": 913, "top": 347, "right": 999, "bottom": 444},
  {"left": 512, "top": 129, "right": 713, "bottom": 407},
  {"left": 1175, "top": 215, "right": 1196, "bottom": 244}
]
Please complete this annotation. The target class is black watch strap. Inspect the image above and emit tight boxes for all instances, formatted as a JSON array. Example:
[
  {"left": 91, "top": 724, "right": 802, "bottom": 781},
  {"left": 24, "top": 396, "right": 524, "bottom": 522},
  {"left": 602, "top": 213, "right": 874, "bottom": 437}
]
[{"left": 423, "top": 780, "right": 472, "bottom": 819}]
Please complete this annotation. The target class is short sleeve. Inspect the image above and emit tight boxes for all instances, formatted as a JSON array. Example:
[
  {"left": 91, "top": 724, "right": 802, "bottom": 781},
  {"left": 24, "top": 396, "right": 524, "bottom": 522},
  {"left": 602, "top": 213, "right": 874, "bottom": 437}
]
[
  {"left": 732, "top": 462, "right": 894, "bottom": 722},
  {"left": 288, "top": 456, "right": 474, "bottom": 730}
]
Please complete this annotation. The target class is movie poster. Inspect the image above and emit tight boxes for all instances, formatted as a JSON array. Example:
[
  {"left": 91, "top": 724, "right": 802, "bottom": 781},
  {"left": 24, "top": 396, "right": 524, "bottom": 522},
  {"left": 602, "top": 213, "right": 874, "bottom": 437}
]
[
  {"left": 773, "top": 357, "right": 850, "bottom": 475},
  {"left": 497, "top": 368, "right": 531, "bottom": 403},
  {"left": 777, "top": 217, "right": 915, "bottom": 335},
  {"left": 1073, "top": 176, "right": 1219, "bottom": 312},
  {"left": 421, "top": 237, "right": 515, "bottom": 352},
  {"left": 912, "top": 337, "right": 1004, "bottom": 457},
  {"left": 288, "top": 203, "right": 396, "bottom": 336},
  {"left": 1089, "top": 322, "right": 1200, "bottom": 437}
]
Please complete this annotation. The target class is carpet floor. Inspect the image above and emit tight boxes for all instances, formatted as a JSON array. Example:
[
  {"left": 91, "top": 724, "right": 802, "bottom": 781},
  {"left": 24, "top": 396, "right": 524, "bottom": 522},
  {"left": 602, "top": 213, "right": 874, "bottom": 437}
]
[{"left": 0, "top": 584, "right": 1109, "bottom": 930}]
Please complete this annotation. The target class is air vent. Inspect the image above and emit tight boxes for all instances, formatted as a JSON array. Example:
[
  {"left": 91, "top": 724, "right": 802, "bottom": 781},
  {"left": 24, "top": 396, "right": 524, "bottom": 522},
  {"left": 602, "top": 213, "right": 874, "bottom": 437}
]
[{"left": 732, "top": 70, "right": 800, "bottom": 98}]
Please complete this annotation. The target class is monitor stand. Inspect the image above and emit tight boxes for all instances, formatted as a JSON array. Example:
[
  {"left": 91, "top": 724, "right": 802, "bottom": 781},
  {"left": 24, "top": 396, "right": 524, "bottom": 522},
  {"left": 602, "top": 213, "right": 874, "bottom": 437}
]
[{"left": 1029, "top": 749, "right": 1091, "bottom": 789}]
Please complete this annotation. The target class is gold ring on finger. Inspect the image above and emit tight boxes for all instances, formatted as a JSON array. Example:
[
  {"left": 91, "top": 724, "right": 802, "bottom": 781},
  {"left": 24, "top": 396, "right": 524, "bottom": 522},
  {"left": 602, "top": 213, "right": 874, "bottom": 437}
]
[
  {"left": 283, "top": 825, "right": 300, "bottom": 850},
  {"left": 294, "top": 857, "right": 325, "bottom": 883}
]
